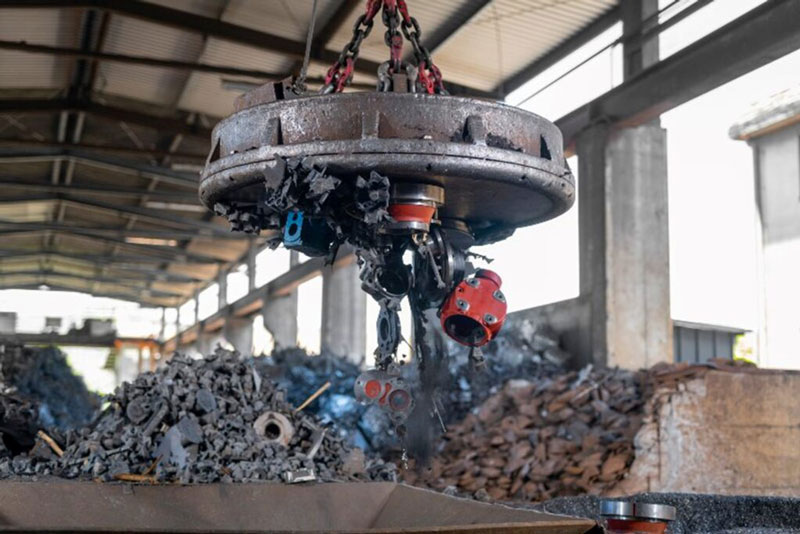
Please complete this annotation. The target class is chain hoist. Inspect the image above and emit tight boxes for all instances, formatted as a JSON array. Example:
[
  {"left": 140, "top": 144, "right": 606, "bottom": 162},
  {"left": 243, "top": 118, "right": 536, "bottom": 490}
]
[{"left": 322, "top": 0, "right": 448, "bottom": 95}]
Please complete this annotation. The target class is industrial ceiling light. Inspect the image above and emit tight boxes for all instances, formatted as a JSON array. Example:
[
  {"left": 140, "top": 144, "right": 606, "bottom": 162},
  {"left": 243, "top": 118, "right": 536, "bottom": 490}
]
[{"left": 200, "top": 0, "right": 574, "bottom": 434}]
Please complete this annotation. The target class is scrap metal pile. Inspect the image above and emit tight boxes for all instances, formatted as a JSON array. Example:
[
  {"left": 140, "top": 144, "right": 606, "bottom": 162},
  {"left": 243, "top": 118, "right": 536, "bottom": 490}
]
[
  {"left": 255, "top": 325, "right": 569, "bottom": 456},
  {"left": 0, "top": 348, "right": 396, "bottom": 483},
  {"left": 403, "top": 365, "right": 646, "bottom": 501},
  {"left": 0, "top": 344, "right": 98, "bottom": 460},
  {"left": 0, "top": 375, "right": 39, "bottom": 458},
  {"left": 200, "top": 0, "right": 574, "bottom": 439},
  {"left": 0, "top": 344, "right": 99, "bottom": 429}
]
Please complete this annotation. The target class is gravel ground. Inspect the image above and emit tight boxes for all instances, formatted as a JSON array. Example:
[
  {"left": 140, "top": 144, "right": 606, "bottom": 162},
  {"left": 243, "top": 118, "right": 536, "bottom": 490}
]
[{"left": 530, "top": 493, "right": 800, "bottom": 534}]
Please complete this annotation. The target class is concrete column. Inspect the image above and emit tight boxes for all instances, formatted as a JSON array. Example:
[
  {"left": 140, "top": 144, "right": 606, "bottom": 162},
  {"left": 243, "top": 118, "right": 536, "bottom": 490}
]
[
  {"left": 575, "top": 122, "right": 672, "bottom": 368},
  {"left": 224, "top": 315, "right": 254, "bottom": 355},
  {"left": 159, "top": 307, "right": 166, "bottom": 342},
  {"left": 247, "top": 245, "right": 257, "bottom": 292},
  {"left": 607, "top": 125, "right": 672, "bottom": 367},
  {"left": 321, "top": 261, "right": 366, "bottom": 363},
  {"left": 218, "top": 270, "right": 228, "bottom": 309},
  {"left": 262, "top": 294, "right": 298, "bottom": 349},
  {"left": 195, "top": 330, "right": 215, "bottom": 355}
]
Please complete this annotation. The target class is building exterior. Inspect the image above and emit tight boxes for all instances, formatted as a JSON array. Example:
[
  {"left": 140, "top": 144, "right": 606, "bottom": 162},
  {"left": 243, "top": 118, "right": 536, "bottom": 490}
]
[{"left": 730, "top": 86, "right": 800, "bottom": 368}]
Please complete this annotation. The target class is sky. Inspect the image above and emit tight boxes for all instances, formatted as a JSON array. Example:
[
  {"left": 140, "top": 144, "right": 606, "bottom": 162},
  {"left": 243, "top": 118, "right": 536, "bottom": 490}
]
[{"left": 1, "top": 0, "right": 798, "bottom": 374}]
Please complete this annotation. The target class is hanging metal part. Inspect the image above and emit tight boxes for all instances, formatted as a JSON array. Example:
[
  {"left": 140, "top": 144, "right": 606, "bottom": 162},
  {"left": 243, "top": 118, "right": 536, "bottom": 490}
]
[
  {"left": 200, "top": 0, "right": 575, "bottom": 452},
  {"left": 354, "top": 368, "right": 414, "bottom": 423},
  {"left": 385, "top": 182, "right": 444, "bottom": 234},
  {"left": 440, "top": 269, "right": 507, "bottom": 347}
]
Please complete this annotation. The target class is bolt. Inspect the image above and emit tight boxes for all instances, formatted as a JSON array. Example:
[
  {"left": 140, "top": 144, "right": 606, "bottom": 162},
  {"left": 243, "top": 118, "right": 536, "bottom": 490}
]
[
  {"left": 484, "top": 314, "right": 497, "bottom": 324},
  {"left": 493, "top": 290, "right": 505, "bottom": 303},
  {"left": 456, "top": 298, "right": 470, "bottom": 311},
  {"left": 466, "top": 278, "right": 480, "bottom": 288}
]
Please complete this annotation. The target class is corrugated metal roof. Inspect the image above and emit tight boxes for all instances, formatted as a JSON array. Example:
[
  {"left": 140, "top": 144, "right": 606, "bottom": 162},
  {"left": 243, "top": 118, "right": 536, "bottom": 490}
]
[
  {"left": 96, "top": 15, "right": 208, "bottom": 106},
  {"left": 178, "top": 38, "right": 293, "bottom": 117},
  {"left": 437, "top": 0, "right": 616, "bottom": 91},
  {"left": 0, "top": 8, "right": 81, "bottom": 89},
  {"left": 222, "top": 0, "right": 342, "bottom": 42}
]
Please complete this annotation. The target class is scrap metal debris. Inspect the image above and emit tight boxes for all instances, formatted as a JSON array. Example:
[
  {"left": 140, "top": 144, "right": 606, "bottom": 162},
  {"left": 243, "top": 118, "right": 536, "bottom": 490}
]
[
  {"left": 0, "top": 344, "right": 99, "bottom": 429},
  {"left": 403, "top": 365, "right": 647, "bottom": 501},
  {"left": 0, "top": 348, "right": 396, "bottom": 483}
]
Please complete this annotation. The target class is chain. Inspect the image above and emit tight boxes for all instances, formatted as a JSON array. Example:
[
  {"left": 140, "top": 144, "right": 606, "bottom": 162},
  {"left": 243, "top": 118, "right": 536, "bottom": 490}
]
[
  {"left": 382, "top": 0, "right": 404, "bottom": 74},
  {"left": 321, "top": 0, "right": 381, "bottom": 94},
  {"left": 397, "top": 0, "right": 447, "bottom": 95},
  {"left": 321, "top": 0, "right": 447, "bottom": 95}
]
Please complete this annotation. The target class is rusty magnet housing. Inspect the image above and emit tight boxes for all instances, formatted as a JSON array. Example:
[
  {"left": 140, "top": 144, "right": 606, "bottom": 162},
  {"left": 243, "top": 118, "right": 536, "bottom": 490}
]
[{"left": 200, "top": 89, "right": 574, "bottom": 245}]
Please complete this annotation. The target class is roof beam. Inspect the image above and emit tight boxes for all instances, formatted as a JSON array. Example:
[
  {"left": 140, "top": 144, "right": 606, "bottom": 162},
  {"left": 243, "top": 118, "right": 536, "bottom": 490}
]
[
  {"left": 0, "top": 39, "right": 291, "bottom": 80},
  {"left": 556, "top": 0, "right": 800, "bottom": 149},
  {"left": 497, "top": 5, "right": 620, "bottom": 95},
  {"left": 0, "top": 270, "right": 187, "bottom": 296},
  {"left": 0, "top": 281, "right": 178, "bottom": 306},
  {"left": 0, "top": 0, "right": 495, "bottom": 99},
  {"left": 0, "top": 230, "right": 226, "bottom": 263},
  {"left": 0, "top": 251, "right": 215, "bottom": 269},
  {"left": 0, "top": 256, "right": 202, "bottom": 282},
  {"left": 423, "top": 0, "right": 493, "bottom": 55},
  {"left": 0, "top": 222, "right": 249, "bottom": 241},
  {"left": 0, "top": 138, "right": 205, "bottom": 160},
  {"left": 61, "top": 196, "right": 226, "bottom": 236},
  {"left": 0, "top": 146, "right": 197, "bottom": 187},
  {"left": 0, "top": 179, "right": 198, "bottom": 202},
  {"left": 314, "top": 0, "right": 361, "bottom": 52},
  {"left": 0, "top": 99, "right": 213, "bottom": 138},
  {"left": 0, "top": 193, "right": 223, "bottom": 236}
]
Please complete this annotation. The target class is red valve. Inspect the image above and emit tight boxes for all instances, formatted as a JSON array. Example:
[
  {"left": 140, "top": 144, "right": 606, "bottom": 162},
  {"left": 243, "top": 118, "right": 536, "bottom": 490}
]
[
  {"left": 354, "top": 369, "right": 414, "bottom": 422},
  {"left": 440, "top": 269, "right": 507, "bottom": 347}
]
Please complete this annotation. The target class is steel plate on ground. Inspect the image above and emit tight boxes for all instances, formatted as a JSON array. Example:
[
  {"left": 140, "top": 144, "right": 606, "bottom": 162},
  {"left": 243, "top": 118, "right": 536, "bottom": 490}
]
[{"left": 0, "top": 481, "right": 594, "bottom": 533}]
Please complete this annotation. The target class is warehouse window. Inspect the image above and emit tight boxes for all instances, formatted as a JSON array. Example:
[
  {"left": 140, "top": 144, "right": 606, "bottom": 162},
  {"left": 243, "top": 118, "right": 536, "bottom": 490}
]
[
  {"left": 163, "top": 308, "right": 178, "bottom": 339},
  {"left": 226, "top": 265, "right": 249, "bottom": 302},
  {"left": 507, "top": 23, "right": 622, "bottom": 121},
  {"left": 178, "top": 299, "right": 196, "bottom": 329},
  {"left": 659, "top": 0, "right": 767, "bottom": 61},
  {"left": 296, "top": 275, "right": 322, "bottom": 354},
  {"left": 255, "top": 246, "right": 291, "bottom": 287},
  {"left": 251, "top": 314, "right": 275, "bottom": 356},
  {"left": 197, "top": 285, "right": 218, "bottom": 321}
]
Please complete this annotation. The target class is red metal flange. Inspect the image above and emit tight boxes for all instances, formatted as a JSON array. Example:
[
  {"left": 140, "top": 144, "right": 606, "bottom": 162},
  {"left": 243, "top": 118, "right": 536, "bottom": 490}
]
[{"left": 440, "top": 269, "right": 507, "bottom": 347}]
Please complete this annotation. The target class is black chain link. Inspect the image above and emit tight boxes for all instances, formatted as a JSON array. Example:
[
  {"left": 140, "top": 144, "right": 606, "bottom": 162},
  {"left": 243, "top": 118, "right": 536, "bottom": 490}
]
[
  {"left": 401, "top": 16, "right": 432, "bottom": 67},
  {"left": 322, "top": 0, "right": 446, "bottom": 94},
  {"left": 322, "top": 12, "right": 377, "bottom": 93}
]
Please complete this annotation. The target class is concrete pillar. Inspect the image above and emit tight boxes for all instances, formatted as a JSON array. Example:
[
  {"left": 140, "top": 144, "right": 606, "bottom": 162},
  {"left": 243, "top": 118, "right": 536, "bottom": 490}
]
[
  {"left": 262, "top": 294, "right": 298, "bottom": 349},
  {"left": 321, "top": 261, "right": 366, "bottom": 363},
  {"left": 218, "top": 270, "right": 228, "bottom": 309},
  {"left": 576, "top": 122, "right": 672, "bottom": 369},
  {"left": 247, "top": 245, "right": 257, "bottom": 292},
  {"left": 159, "top": 307, "right": 166, "bottom": 342},
  {"left": 607, "top": 126, "right": 672, "bottom": 367},
  {"left": 224, "top": 315, "right": 253, "bottom": 355},
  {"left": 195, "top": 330, "right": 215, "bottom": 355}
]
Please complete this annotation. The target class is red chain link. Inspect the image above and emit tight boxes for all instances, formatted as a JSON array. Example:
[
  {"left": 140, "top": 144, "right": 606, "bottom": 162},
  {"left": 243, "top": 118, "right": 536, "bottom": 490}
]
[{"left": 322, "top": 0, "right": 447, "bottom": 94}]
